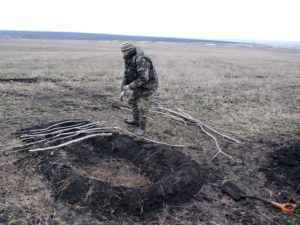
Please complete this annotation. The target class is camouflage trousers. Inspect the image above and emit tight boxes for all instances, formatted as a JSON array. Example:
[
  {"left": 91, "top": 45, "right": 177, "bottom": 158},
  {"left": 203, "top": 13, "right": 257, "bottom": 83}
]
[{"left": 128, "top": 95, "right": 150, "bottom": 119}]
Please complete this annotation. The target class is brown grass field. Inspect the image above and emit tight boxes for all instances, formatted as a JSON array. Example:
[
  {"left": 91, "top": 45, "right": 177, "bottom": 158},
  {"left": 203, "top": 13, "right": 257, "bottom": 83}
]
[{"left": 0, "top": 39, "right": 299, "bottom": 224}]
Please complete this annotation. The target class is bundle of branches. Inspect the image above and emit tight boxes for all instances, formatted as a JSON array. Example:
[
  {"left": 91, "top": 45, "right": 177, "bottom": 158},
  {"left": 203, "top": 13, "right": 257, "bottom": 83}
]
[
  {"left": 9, "top": 120, "right": 114, "bottom": 153},
  {"left": 3, "top": 120, "right": 184, "bottom": 155},
  {"left": 155, "top": 107, "right": 240, "bottom": 160}
]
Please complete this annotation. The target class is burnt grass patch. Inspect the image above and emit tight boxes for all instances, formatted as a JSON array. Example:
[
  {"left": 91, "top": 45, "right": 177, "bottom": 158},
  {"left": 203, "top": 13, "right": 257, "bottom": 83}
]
[
  {"left": 0, "top": 77, "right": 39, "bottom": 83},
  {"left": 19, "top": 124, "right": 210, "bottom": 220}
]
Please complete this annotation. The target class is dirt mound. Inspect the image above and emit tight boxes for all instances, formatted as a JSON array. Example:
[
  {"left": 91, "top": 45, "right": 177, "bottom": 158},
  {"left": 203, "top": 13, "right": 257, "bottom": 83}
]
[
  {"left": 16, "top": 121, "right": 210, "bottom": 219},
  {"left": 263, "top": 141, "right": 300, "bottom": 195}
]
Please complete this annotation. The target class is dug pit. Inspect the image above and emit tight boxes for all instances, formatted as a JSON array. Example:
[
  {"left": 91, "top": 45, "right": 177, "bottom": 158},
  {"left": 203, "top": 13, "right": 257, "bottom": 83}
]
[
  {"left": 262, "top": 141, "right": 300, "bottom": 195},
  {"left": 17, "top": 122, "right": 209, "bottom": 219}
]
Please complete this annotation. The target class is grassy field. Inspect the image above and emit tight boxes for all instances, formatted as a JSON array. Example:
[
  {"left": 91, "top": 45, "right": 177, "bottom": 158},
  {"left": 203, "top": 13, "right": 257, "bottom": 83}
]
[{"left": 0, "top": 39, "right": 299, "bottom": 224}]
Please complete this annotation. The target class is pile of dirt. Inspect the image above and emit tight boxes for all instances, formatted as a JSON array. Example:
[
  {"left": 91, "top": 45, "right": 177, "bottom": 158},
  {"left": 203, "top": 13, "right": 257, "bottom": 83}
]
[
  {"left": 263, "top": 141, "right": 300, "bottom": 195},
  {"left": 16, "top": 121, "right": 212, "bottom": 219}
]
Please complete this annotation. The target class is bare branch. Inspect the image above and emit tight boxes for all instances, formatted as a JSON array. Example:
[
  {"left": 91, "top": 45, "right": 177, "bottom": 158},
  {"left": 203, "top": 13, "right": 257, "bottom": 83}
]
[
  {"left": 150, "top": 110, "right": 188, "bottom": 125},
  {"left": 200, "top": 125, "right": 233, "bottom": 160},
  {"left": 20, "top": 121, "right": 101, "bottom": 139},
  {"left": 114, "top": 127, "right": 185, "bottom": 148},
  {"left": 29, "top": 133, "right": 113, "bottom": 152},
  {"left": 14, "top": 120, "right": 86, "bottom": 134},
  {"left": 160, "top": 106, "right": 240, "bottom": 144},
  {"left": 5, "top": 122, "right": 185, "bottom": 154},
  {"left": 158, "top": 107, "right": 238, "bottom": 160}
]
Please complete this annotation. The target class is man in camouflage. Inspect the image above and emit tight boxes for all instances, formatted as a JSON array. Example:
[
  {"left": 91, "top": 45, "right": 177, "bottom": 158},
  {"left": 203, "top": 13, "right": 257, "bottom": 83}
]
[{"left": 120, "top": 41, "right": 158, "bottom": 136}]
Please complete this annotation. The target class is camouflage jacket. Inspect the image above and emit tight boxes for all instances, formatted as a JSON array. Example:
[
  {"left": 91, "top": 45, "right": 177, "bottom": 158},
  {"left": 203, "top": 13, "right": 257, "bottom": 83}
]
[{"left": 122, "top": 47, "right": 158, "bottom": 97}]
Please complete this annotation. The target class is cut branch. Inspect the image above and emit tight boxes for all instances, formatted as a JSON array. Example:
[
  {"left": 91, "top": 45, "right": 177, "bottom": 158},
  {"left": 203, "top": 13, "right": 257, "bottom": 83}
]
[
  {"left": 29, "top": 133, "right": 113, "bottom": 152},
  {"left": 160, "top": 106, "right": 240, "bottom": 144},
  {"left": 158, "top": 107, "right": 239, "bottom": 160},
  {"left": 114, "top": 127, "right": 185, "bottom": 148},
  {"left": 20, "top": 121, "right": 101, "bottom": 139},
  {"left": 14, "top": 120, "right": 86, "bottom": 135},
  {"left": 4, "top": 121, "right": 184, "bottom": 154}
]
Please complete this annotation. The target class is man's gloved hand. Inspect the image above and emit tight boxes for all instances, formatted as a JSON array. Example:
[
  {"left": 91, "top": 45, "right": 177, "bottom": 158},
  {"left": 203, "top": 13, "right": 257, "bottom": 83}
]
[
  {"left": 120, "top": 90, "right": 125, "bottom": 102},
  {"left": 122, "top": 85, "right": 130, "bottom": 91}
]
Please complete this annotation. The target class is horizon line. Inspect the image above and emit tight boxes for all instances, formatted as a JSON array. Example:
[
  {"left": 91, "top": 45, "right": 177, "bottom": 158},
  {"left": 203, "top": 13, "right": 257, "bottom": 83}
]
[{"left": 1, "top": 29, "right": 300, "bottom": 45}]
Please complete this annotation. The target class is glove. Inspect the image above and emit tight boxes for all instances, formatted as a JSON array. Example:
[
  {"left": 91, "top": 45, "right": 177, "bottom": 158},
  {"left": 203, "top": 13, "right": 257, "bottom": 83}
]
[
  {"left": 120, "top": 90, "right": 125, "bottom": 102},
  {"left": 122, "top": 85, "right": 130, "bottom": 91}
]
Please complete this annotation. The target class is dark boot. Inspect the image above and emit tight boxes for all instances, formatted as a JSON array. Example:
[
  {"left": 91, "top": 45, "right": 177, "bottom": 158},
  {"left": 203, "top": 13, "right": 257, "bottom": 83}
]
[
  {"left": 137, "top": 118, "right": 147, "bottom": 136},
  {"left": 125, "top": 112, "right": 140, "bottom": 126}
]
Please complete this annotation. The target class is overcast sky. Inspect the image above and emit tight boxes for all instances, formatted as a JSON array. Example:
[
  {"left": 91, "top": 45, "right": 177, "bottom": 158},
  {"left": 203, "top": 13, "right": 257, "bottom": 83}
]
[{"left": 1, "top": 0, "right": 299, "bottom": 41}]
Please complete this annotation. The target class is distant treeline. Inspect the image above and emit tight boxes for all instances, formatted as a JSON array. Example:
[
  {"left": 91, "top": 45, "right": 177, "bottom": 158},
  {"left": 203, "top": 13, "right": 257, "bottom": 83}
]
[{"left": 0, "top": 30, "right": 229, "bottom": 43}]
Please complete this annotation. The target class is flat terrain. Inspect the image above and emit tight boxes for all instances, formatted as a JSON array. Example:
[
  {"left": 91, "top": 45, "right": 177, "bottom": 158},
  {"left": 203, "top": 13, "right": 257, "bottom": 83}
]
[{"left": 0, "top": 39, "right": 299, "bottom": 224}]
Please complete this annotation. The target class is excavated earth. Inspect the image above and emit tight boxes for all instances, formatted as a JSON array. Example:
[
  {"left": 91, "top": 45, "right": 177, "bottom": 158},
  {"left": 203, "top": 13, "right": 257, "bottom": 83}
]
[
  {"left": 263, "top": 141, "right": 300, "bottom": 195},
  {"left": 15, "top": 122, "right": 216, "bottom": 220},
  {"left": 11, "top": 121, "right": 299, "bottom": 224}
]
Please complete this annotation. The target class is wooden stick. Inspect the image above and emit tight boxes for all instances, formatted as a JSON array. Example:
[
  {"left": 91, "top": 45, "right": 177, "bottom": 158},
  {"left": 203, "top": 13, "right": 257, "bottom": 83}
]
[
  {"left": 18, "top": 121, "right": 88, "bottom": 135},
  {"left": 200, "top": 125, "right": 233, "bottom": 160},
  {"left": 36, "top": 128, "right": 115, "bottom": 145},
  {"left": 1, "top": 131, "right": 80, "bottom": 153},
  {"left": 150, "top": 110, "right": 188, "bottom": 125},
  {"left": 14, "top": 120, "right": 86, "bottom": 134},
  {"left": 114, "top": 127, "right": 185, "bottom": 148},
  {"left": 29, "top": 133, "right": 113, "bottom": 152},
  {"left": 20, "top": 122, "right": 101, "bottom": 139},
  {"left": 158, "top": 107, "right": 235, "bottom": 160},
  {"left": 160, "top": 107, "right": 240, "bottom": 143}
]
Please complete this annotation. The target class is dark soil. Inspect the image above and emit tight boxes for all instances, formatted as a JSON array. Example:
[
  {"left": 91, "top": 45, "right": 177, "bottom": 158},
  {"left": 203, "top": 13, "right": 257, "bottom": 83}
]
[
  {"left": 0, "top": 77, "right": 39, "bottom": 83},
  {"left": 11, "top": 121, "right": 300, "bottom": 224},
  {"left": 17, "top": 121, "right": 214, "bottom": 221},
  {"left": 262, "top": 141, "right": 300, "bottom": 196}
]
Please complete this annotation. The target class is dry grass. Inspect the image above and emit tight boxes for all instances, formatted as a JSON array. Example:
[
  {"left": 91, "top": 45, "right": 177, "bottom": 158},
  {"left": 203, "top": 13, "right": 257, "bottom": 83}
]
[
  {"left": 0, "top": 39, "right": 299, "bottom": 224},
  {"left": 73, "top": 157, "right": 151, "bottom": 188}
]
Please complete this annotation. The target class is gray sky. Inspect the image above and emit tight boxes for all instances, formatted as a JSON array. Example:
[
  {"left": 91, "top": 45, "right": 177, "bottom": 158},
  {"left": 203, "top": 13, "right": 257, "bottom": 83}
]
[{"left": 1, "top": 0, "right": 299, "bottom": 41}]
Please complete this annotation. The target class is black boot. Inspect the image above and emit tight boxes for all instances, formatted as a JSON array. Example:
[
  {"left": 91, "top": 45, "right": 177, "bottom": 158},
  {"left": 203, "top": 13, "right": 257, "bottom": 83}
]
[
  {"left": 124, "top": 112, "right": 140, "bottom": 127},
  {"left": 137, "top": 118, "right": 147, "bottom": 136}
]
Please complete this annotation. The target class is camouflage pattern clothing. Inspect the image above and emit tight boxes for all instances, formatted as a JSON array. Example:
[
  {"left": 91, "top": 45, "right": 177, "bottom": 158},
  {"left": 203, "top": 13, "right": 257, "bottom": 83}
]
[{"left": 122, "top": 47, "right": 158, "bottom": 119}]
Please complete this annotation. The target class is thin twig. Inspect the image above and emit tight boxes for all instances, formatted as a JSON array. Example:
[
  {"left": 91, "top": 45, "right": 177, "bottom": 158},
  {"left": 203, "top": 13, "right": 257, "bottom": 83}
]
[
  {"left": 18, "top": 121, "right": 88, "bottom": 136},
  {"left": 114, "top": 127, "right": 185, "bottom": 148},
  {"left": 160, "top": 106, "right": 240, "bottom": 143},
  {"left": 150, "top": 110, "right": 188, "bottom": 125},
  {"left": 10, "top": 129, "right": 96, "bottom": 152},
  {"left": 14, "top": 120, "right": 86, "bottom": 134},
  {"left": 200, "top": 125, "right": 233, "bottom": 160},
  {"left": 20, "top": 121, "right": 101, "bottom": 139},
  {"left": 158, "top": 107, "right": 237, "bottom": 160},
  {"left": 29, "top": 133, "right": 113, "bottom": 152},
  {"left": 35, "top": 128, "right": 115, "bottom": 145}
]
